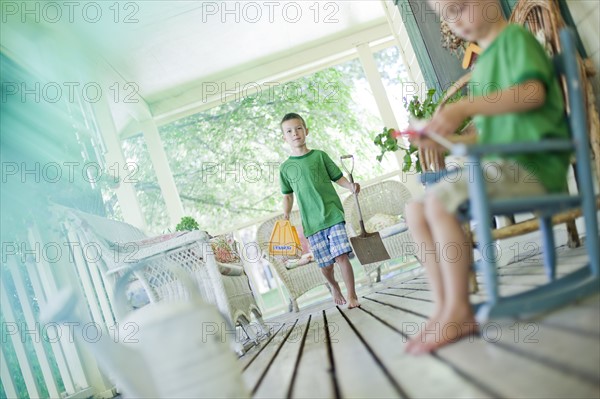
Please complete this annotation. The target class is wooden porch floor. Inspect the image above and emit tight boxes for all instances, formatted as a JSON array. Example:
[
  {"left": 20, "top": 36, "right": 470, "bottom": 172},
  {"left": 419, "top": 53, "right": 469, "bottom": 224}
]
[{"left": 239, "top": 245, "right": 600, "bottom": 398}]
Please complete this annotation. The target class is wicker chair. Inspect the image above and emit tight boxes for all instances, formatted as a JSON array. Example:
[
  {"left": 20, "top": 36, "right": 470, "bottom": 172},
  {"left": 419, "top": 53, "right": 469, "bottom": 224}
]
[
  {"left": 341, "top": 180, "right": 415, "bottom": 283},
  {"left": 255, "top": 210, "right": 343, "bottom": 312},
  {"left": 58, "top": 206, "right": 268, "bottom": 352}
]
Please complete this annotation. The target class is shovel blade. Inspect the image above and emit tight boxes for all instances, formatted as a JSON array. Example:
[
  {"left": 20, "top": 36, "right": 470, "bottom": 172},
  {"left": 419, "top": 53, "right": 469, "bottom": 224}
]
[{"left": 350, "top": 232, "right": 390, "bottom": 265}]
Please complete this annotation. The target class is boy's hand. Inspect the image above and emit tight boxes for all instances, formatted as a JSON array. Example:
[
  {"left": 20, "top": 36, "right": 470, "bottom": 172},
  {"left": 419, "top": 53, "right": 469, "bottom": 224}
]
[
  {"left": 424, "top": 101, "right": 467, "bottom": 139},
  {"left": 283, "top": 212, "right": 290, "bottom": 220},
  {"left": 352, "top": 183, "right": 361, "bottom": 194}
]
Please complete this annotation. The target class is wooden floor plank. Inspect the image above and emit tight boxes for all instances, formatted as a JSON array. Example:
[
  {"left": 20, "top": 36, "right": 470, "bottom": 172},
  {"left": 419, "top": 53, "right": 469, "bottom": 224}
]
[
  {"left": 254, "top": 318, "right": 308, "bottom": 398},
  {"left": 395, "top": 289, "right": 434, "bottom": 301},
  {"left": 242, "top": 319, "right": 299, "bottom": 393},
  {"left": 239, "top": 323, "right": 286, "bottom": 370},
  {"left": 325, "top": 306, "right": 400, "bottom": 398},
  {"left": 290, "top": 311, "right": 335, "bottom": 399},
  {"left": 437, "top": 336, "right": 600, "bottom": 398},
  {"left": 489, "top": 320, "right": 600, "bottom": 385},
  {"left": 366, "top": 292, "right": 435, "bottom": 316},
  {"left": 365, "top": 294, "right": 600, "bottom": 398},
  {"left": 347, "top": 302, "right": 491, "bottom": 398},
  {"left": 387, "top": 283, "right": 431, "bottom": 291},
  {"left": 577, "top": 293, "right": 600, "bottom": 309},
  {"left": 533, "top": 294, "right": 600, "bottom": 337}
]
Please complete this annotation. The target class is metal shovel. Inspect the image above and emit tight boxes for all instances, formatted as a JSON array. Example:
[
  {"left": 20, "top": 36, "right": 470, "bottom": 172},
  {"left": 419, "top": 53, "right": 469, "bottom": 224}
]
[{"left": 340, "top": 155, "right": 390, "bottom": 265}]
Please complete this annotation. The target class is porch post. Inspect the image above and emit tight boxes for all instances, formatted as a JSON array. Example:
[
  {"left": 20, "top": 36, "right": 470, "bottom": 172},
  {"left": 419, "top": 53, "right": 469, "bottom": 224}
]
[
  {"left": 93, "top": 99, "right": 147, "bottom": 231},
  {"left": 356, "top": 43, "right": 423, "bottom": 195},
  {"left": 140, "top": 119, "right": 185, "bottom": 226}
]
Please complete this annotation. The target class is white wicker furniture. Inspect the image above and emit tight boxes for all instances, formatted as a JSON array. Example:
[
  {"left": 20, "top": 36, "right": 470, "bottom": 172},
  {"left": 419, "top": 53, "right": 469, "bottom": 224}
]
[
  {"left": 256, "top": 210, "right": 343, "bottom": 312},
  {"left": 341, "top": 180, "right": 415, "bottom": 282},
  {"left": 58, "top": 206, "right": 268, "bottom": 351}
]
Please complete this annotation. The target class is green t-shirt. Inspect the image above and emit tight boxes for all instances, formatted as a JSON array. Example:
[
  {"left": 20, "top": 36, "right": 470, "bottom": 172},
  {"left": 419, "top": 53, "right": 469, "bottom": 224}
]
[
  {"left": 470, "top": 24, "right": 570, "bottom": 192},
  {"left": 280, "top": 149, "right": 345, "bottom": 236}
]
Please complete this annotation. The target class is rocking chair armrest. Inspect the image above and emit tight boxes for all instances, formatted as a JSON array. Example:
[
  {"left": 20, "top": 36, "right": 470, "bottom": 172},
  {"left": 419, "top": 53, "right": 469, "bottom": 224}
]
[
  {"left": 450, "top": 139, "right": 574, "bottom": 157},
  {"left": 420, "top": 139, "right": 573, "bottom": 185}
]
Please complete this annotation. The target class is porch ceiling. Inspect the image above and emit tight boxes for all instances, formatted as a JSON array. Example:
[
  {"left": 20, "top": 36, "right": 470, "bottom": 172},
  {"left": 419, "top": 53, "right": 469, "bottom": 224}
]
[{"left": 68, "top": 1, "right": 390, "bottom": 129}]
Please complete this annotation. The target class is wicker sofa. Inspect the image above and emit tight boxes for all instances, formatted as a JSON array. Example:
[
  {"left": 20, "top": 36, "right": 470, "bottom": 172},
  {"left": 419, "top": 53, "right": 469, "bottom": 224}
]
[{"left": 58, "top": 205, "right": 268, "bottom": 352}]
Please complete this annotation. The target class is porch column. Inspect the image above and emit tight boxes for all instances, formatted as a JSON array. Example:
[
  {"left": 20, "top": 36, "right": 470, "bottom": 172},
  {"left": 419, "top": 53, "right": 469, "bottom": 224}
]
[
  {"left": 93, "top": 99, "right": 147, "bottom": 231},
  {"left": 356, "top": 43, "right": 423, "bottom": 195},
  {"left": 140, "top": 119, "right": 185, "bottom": 226}
]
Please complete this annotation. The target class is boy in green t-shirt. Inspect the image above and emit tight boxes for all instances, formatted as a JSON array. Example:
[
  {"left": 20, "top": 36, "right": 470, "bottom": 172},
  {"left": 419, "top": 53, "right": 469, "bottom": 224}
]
[
  {"left": 279, "top": 113, "right": 361, "bottom": 308},
  {"left": 405, "top": 0, "right": 570, "bottom": 354}
]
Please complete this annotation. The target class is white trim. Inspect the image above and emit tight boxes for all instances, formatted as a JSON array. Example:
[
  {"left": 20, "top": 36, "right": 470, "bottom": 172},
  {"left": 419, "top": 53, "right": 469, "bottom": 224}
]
[
  {"left": 356, "top": 43, "right": 398, "bottom": 129},
  {"left": 147, "top": 22, "right": 393, "bottom": 128},
  {"left": 93, "top": 99, "right": 148, "bottom": 231},
  {"left": 140, "top": 119, "right": 185, "bottom": 226}
]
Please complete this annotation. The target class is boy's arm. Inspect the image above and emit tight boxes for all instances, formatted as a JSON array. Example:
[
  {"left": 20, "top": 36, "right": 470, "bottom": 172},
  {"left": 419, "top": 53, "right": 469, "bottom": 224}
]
[
  {"left": 425, "top": 80, "right": 546, "bottom": 138},
  {"left": 335, "top": 176, "right": 360, "bottom": 194},
  {"left": 283, "top": 194, "right": 293, "bottom": 220}
]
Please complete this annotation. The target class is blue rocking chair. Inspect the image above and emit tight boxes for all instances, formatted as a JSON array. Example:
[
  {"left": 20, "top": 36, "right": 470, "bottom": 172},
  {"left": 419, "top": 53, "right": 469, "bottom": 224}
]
[{"left": 422, "top": 29, "right": 599, "bottom": 320}]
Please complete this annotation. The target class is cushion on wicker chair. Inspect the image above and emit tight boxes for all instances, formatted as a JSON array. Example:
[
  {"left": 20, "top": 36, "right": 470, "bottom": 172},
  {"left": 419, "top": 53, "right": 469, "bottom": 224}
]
[
  {"left": 365, "top": 213, "right": 402, "bottom": 233},
  {"left": 111, "top": 231, "right": 191, "bottom": 252},
  {"left": 379, "top": 221, "right": 408, "bottom": 239},
  {"left": 210, "top": 234, "right": 241, "bottom": 263},
  {"left": 216, "top": 262, "right": 245, "bottom": 276},
  {"left": 284, "top": 252, "right": 314, "bottom": 269},
  {"left": 126, "top": 280, "right": 150, "bottom": 308}
]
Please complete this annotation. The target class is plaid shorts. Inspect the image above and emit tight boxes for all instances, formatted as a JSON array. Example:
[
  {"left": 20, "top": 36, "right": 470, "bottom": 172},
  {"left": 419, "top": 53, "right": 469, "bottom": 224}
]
[{"left": 307, "top": 222, "right": 352, "bottom": 268}]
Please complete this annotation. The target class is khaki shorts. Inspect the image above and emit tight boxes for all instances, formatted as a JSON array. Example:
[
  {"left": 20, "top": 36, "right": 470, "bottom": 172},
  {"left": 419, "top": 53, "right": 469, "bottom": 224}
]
[{"left": 416, "top": 160, "right": 547, "bottom": 214}]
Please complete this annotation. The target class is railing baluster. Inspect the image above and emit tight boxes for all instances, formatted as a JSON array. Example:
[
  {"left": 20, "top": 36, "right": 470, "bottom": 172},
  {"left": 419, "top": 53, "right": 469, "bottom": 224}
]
[
  {"left": 8, "top": 258, "right": 61, "bottom": 398},
  {"left": 28, "top": 226, "right": 89, "bottom": 393},
  {"left": 1, "top": 277, "right": 42, "bottom": 398},
  {"left": 1, "top": 345, "right": 19, "bottom": 398},
  {"left": 25, "top": 251, "right": 76, "bottom": 394}
]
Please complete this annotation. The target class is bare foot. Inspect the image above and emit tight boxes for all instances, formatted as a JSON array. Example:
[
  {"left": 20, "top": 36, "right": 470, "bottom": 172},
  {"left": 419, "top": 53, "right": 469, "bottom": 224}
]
[
  {"left": 406, "top": 313, "right": 479, "bottom": 355},
  {"left": 330, "top": 282, "right": 347, "bottom": 305},
  {"left": 404, "top": 309, "right": 442, "bottom": 353},
  {"left": 347, "top": 296, "right": 360, "bottom": 309},
  {"left": 405, "top": 318, "right": 437, "bottom": 353}
]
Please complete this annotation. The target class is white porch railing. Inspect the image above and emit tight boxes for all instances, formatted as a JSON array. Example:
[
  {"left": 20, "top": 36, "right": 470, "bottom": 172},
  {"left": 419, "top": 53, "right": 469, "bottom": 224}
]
[{"left": 1, "top": 223, "right": 114, "bottom": 399}]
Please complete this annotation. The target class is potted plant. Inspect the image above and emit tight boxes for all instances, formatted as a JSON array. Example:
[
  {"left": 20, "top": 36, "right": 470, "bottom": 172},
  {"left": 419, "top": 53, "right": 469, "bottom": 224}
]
[
  {"left": 374, "top": 88, "right": 470, "bottom": 172},
  {"left": 175, "top": 216, "right": 200, "bottom": 231},
  {"left": 374, "top": 89, "right": 437, "bottom": 173}
]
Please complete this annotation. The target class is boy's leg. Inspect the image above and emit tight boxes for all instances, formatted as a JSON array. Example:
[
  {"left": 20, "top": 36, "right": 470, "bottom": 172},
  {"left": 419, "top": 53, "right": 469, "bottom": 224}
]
[
  {"left": 334, "top": 253, "right": 359, "bottom": 308},
  {"left": 405, "top": 201, "right": 445, "bottom": 315},
  {"left": 404, "top": 201, "right": 445, "bottom": 351},
  {"left": 309, "top": 229, "right": 347, "bottom": 306},
  {"left": 320, "top": 264, "right": 346, "bottom": 305},
  {"left": 328, "top": 223, "right": 358, "bottom": 308},
  {"left": 408, "top": 194, "right": 477, "bottom": 355}
]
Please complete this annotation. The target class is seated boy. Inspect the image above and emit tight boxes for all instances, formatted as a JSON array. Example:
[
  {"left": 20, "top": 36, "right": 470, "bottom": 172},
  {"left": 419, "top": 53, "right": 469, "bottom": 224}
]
[{"left": 405, "top": 0, "right": 570, "bottom": 354}]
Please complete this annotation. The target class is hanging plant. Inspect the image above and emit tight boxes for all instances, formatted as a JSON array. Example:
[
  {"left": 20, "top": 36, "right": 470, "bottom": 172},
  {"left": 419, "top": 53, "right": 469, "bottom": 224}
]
[{"left": 440, "top": 20, "right": 466, "bottom": 59}]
